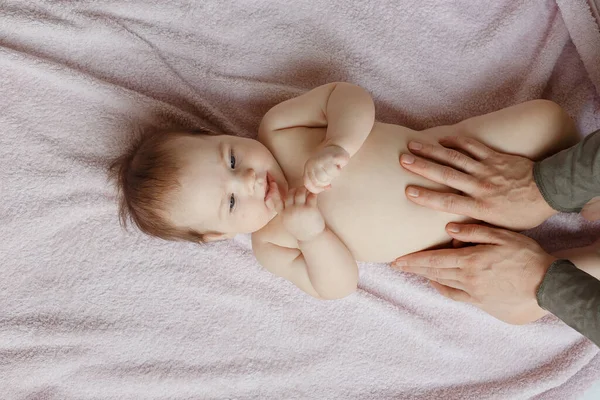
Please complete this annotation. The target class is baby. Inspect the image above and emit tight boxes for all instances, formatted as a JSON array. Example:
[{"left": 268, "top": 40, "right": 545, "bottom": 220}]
[{"left": 111, "top": 83, "right": 578, "bottom": 300}]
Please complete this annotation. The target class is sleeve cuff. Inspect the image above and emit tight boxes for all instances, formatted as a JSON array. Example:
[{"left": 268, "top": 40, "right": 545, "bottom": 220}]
[
  {"left": 533, "top": 161, "right": 582, "bottom": 213},
  {"left": 535, "top": 259, "right": 571, "bottom": 309}
]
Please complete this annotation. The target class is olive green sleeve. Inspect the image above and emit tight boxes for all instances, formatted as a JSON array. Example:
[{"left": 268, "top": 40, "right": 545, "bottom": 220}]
[
  {"left": 533, "top": 129, "right": 600, "bottom": 212},
  {"left": 537, "top": 259, "right": 600, "bottom": 346}
]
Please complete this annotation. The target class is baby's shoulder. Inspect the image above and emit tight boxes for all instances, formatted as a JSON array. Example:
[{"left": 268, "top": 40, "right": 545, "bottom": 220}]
[{"left": 258, "top": 125, "right": 326, "bottom": 183}]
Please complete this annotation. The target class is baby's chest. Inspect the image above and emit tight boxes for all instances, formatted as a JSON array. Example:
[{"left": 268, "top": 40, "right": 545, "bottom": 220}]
[
  {"left": 317, "top": 155, "right": 410, "bottom": 230},
  {"left": 317, "top": 170, "right": 453, "bottom": 263},
  {"left": 315, "top": 133, "right": 454, "bottom": 262},
  {"left": 269, "top": 127, "right": 326, "bottom": 184},
  {"left": 267, "top": 126, "right": 457, "bottom": 262}
]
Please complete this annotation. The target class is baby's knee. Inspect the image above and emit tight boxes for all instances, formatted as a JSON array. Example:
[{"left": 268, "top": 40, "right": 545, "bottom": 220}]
[
  {"left": 527, "top": 99, "right": 562, "bottom": 113},
  {"left": 528, "top": 99, "right": 568, "bottom": 123},
  {"left": 531, "top": 100, "right": 575, "bottom": 130},
  {"left": 526, "top": 99, "right": 578, "bottom": 153}
]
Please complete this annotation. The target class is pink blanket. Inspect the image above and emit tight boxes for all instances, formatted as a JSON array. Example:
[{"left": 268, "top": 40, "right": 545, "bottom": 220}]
[{"left": 1, "top": 1, "right": 600, "bottom": 398}]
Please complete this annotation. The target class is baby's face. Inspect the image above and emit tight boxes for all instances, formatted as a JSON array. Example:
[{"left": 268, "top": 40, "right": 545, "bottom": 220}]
[{"left": 168, "top": 134, "right": 287, "bottom": 239}]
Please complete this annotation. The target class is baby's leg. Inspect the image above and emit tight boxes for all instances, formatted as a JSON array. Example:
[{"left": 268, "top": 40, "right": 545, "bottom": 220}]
[
  {"left": 553, "top": 239, "right": 600, "bottom": 281},
  {"left": 455, "top": 100, "right": 579, "bottom": 160},
  {"left": 418, "top": 101, "right": 582, "bottom": 323}
]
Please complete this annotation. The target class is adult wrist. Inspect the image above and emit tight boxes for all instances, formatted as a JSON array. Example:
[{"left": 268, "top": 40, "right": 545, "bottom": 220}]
[
  {"left": 532, "top": 162, "right": 560, "bottom": 217},
  {"left": 536, "top": 259, "right": 574, "bottom": 309}
]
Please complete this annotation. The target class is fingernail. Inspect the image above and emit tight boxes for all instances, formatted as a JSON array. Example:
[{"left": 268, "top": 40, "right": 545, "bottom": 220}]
[
  {"left": 408, "top": 141, "right": 423, "bottom": 150},
  {"left": 401, "top": 154, "right": 415, "bottom": 165},
  {"left": 394, "top": 260, "right": 407, "bottom": 268},
  {"left": 407, "top": 187, "right": 419, "bottom": 197},
  {"left": 447, "top": 224, "right": 460, "bottom": 233}
]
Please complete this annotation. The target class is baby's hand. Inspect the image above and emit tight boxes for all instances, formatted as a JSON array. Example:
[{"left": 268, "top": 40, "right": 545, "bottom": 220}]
[
  {"left": 303, "top": 144, "right": 350, "bottom": 194},
  {"left": 280, "top": 187, "right": 325, "bottom": 242}
]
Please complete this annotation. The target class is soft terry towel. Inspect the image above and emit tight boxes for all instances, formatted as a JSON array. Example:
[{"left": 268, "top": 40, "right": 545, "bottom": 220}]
[{"left": 1, "top": 1, "right": 600, "bottom": 399}]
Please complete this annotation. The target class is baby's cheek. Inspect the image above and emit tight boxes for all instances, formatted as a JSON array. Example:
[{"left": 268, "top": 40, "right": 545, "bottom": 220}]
[{"left": 241, "top": 203, "right": 271, "bottom": 232}]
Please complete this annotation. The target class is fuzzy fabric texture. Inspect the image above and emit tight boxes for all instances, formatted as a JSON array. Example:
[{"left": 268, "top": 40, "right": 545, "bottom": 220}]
[{"left": 1, "top": 1, "right": 599, "bottom": 399}]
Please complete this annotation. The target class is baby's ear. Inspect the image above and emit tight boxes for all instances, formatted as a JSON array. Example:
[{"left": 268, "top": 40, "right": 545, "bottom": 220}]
[{"left": 202, "top": 232, "right": 234, "bottom": 242}]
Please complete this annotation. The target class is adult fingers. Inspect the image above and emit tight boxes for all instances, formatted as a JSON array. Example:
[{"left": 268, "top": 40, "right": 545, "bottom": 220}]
[
  {"left": 392, "top": 247, "right": 473, "bottom": 269},
  {"left": 452, "top": 238, "right": 467, "bottom": 248},
  {"left": 405, "top": 186, "right": 481, "bottom": 219},
  {"left": 398, "top": 265, "right": 462, "bottom": 281},
  {"left": 430, "top": 281, "right": 474, "bottom": 303},
  {"left": 400, "top": 154, "right": 479, "bottom": 194},
  {"left": 406, "top": 140, "right": 480, "bottom": 174},
  {"left": 445, "top": 223, "right": 514, "bottom": 245},
  {"left": 438, "top": 136, "right": 497, "bottom": 161}
]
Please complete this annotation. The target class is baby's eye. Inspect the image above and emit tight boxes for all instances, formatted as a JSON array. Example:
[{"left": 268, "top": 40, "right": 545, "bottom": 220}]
[
  {"left": 230, "top": 151, "right": 236, "bottom": 169},
  {"left": 229, "top": 194, "right": 236, "bottom": 211}
]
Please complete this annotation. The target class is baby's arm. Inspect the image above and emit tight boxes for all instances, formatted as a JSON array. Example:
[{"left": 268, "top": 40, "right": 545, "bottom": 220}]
[
  {"left": 252, "top": 239, "right": 322, "bottom": 298},
  {"left": 259, "top": 82, "right": 375, "bottom": 157},
  {"left": 253, "top": 229, "right": 359, "bottom": 300},
  {"left": 252, "top": 188, "right": 358, "bottom": 300}
]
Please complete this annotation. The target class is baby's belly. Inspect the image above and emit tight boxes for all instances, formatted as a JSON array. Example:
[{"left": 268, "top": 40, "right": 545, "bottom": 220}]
[{"left": 317, "top": 123, "right": 467, "bottom": 263}]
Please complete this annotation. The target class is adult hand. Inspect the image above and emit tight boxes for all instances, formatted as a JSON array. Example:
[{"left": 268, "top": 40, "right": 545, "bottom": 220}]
[
  {"left": 392, "top": 223, "right": 557, "bottom": 325},
  {"left": 400, "top": 136, "right": 557, "bottom": 231}
]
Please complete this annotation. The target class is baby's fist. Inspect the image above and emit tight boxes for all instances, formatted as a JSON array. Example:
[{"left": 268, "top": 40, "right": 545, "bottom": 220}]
[
  {"left": 303, "top": 144, "right": 350, "bottom": 194},
  {"left": 281, "top": 187, "right": 325, "bottom": 242}
]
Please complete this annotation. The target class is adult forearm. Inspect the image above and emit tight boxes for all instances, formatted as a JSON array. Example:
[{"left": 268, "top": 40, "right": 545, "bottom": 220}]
[
  {"left": 534, "top": 129, "right": 600, "bottom": 212},
  {"left": 537, "top": 259, "right": 600, "bottom": 346}
]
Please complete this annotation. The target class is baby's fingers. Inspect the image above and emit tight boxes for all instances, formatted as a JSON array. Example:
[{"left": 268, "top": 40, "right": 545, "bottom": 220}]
[
  {"left": 323, "top": 161, "right": 342, "bottom": 181},
  {"left": 285, "top": 188, "right": 297, "bottom": 208},
  {"left": 303, "top": 175, "right": 323, "bottom": 194},
  {"left": 304, "top": 168, "right": 325, "bottom": 194},
  {"left": 307, "top": 192, "right": 319, "bottom": 208},
  {"left": 265, "top": 183, "right": 283, "bottom": 213},
  {"left": 294, "top": 187, "right": 308, "bottom": 205},
  {"left": 302, "top": 161, "right": 318, "bottom": 192},
  {"left": 333, "top": 151, "right": 350, "bottom": 168},
  {"left": 313, "top": 166, "right": 335, "bottom": 189}
]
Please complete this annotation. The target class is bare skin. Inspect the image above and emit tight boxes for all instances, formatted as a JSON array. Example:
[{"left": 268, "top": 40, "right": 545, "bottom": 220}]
[
  {"left": 250, "top": 83, "right": 579, "bottom": 300},
  {"left": 394, "top": 222, "right": 600, "bottom": 325},
  {"left": 389, "top": 135, "right": 600, "bottom": 325}
]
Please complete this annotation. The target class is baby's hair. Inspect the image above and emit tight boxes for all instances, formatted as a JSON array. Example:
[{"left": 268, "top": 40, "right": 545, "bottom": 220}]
[{"left": 109, "top": 127, "right": 214, "bottom": 243}]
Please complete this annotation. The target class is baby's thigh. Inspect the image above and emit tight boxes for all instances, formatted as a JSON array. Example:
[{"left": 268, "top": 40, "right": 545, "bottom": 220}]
[
  {"left": 553, "top": 239, "right": 600, "bottom": 281},
  {"left": 456, "top": 100, "right": 579, "bottom": 160}
]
